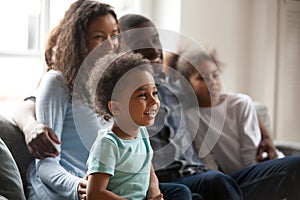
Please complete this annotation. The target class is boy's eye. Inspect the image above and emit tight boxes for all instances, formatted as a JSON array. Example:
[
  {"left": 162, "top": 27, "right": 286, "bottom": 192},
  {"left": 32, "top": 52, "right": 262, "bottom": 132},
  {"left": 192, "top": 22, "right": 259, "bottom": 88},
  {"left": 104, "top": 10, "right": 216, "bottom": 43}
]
[
  {"left": 138, "top": 93, "right": 146, "bottom": 98},
  {"left": 152, "top": 91, "right": 158, "bottom": 96}
]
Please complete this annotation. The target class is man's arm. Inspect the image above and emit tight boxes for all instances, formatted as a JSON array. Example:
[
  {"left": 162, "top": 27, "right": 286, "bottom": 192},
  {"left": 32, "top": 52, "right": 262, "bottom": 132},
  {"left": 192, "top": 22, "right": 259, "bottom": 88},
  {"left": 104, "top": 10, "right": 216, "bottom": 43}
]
[{"left": 12, "top": 99, "right": 60, "bottom": 159}]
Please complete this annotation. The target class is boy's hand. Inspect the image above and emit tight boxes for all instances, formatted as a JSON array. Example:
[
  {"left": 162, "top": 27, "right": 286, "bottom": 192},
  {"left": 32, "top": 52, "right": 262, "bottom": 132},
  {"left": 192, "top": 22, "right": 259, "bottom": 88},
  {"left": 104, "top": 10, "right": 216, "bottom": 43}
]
[
  {"left": 78, "top": 175, "right": 88, "bottom": 200},
  {"left": 147, "top": 193, "right": 164, "bottom": 200}
]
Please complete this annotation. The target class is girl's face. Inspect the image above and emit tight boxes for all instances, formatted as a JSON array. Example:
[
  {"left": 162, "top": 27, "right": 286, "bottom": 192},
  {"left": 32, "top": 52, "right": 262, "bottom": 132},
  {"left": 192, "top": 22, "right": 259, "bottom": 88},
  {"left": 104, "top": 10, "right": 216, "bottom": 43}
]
[
  {"left": 189, "top": 60, "right": 222, "bottom": 107},
  {"left": 87, "top": 14, "right": 119, "bottom": 53}
]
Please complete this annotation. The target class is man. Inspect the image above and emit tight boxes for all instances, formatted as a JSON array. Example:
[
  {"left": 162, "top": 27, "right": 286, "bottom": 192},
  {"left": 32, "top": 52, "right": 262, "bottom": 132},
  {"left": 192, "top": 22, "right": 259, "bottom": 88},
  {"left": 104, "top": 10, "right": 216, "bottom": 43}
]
[{"left": 118, "top": 14, "right": 300, "bottom": 200}]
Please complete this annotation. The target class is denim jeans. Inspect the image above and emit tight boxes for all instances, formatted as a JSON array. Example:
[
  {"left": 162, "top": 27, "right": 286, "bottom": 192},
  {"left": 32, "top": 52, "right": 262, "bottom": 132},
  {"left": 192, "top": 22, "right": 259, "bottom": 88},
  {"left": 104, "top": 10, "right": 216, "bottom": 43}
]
[
  {"left": 171, "top": 170, "right": 243, "bottom": 200},
  {"left": 159, "top": 182, "right": 194, "bottom": 200},
  {"left": 165, "top": 156, "right": 300, "bottom": 200},
  {"left": 230, "top": 156, "right": 300, "bottom": 200}
]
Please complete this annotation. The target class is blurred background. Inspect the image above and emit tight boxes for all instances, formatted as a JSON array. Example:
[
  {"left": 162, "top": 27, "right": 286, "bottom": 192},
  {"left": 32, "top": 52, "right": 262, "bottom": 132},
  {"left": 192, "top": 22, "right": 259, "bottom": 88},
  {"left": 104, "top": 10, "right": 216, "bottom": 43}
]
[{"left": 0, "top": 0, "right": 299, "bottom": 143}]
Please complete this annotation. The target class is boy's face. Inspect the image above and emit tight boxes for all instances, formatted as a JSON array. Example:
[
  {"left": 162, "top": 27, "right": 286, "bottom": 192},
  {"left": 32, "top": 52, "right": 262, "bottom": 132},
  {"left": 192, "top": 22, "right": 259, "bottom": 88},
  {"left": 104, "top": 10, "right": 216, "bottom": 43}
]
[
  {"left": 189, "top": 60, "right": 222, "bottom": 107},
  {"left": 115, "top": 70, "right": 160, "bottom": 129}
]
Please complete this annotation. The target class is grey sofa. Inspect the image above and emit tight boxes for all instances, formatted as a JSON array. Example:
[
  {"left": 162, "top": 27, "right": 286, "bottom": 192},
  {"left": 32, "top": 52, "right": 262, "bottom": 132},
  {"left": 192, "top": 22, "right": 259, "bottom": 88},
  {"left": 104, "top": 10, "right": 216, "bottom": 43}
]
[
  {"left": 0, "top": 102, "right": 300, "bottom": 198},
  {"left": 0, "top": 115, "right": 33, "bottom": 196}
]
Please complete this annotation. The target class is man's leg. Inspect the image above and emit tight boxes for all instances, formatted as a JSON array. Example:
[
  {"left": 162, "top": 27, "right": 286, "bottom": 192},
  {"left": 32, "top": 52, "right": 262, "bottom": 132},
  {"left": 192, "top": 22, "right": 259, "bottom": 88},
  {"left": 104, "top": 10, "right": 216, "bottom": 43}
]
[
  {"left": 172, "top": 170, "right": 243, "bottom": 200},
  {"left": 160, "top": 182, "right": 203, "bottom": 200},
  {"left": 230, "top": 156, "right": 300, "bottom": 200}
]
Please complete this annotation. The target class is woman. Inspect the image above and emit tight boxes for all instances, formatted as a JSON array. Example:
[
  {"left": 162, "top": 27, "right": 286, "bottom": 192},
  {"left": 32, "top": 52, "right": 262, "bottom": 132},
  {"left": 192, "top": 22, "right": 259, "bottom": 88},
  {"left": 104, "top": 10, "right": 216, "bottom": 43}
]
[
  {"left": 25, "top": 1, "right": 119, "bottom": 199},
  {"left": 13, "top": 1, "right": 192, "bottom": 200}
]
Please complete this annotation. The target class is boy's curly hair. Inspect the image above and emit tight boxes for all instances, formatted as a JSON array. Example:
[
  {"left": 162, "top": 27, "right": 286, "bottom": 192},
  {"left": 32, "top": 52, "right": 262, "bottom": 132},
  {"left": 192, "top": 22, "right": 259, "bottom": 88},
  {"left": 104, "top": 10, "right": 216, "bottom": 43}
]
[{"left": 87, "top": 52, "right": 153, "bottom": 121}]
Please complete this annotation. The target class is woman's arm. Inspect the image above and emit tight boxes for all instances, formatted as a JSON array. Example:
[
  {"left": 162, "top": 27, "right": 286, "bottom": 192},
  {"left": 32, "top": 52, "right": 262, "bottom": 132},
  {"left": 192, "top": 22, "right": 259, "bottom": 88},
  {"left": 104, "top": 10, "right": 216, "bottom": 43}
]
[
  {"left": 34, "top": 71, "right": 80, "bottom": 199},
  {"left": 12, "top": 98, "right": 60, "bottom": 159},
  {"left": 87, "top": 173, "right": 125, "bottom": 200}
]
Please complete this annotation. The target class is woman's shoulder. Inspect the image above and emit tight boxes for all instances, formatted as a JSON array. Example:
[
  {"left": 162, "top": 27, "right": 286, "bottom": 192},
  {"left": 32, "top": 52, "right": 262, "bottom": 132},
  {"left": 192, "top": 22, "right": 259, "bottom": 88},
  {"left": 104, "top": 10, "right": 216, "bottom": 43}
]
[
  {"left": 38, "top": 70, "right": 67, "bottom": 93},
  {"left": 41, "top": 70, "right": 64, "bottom": 83}
]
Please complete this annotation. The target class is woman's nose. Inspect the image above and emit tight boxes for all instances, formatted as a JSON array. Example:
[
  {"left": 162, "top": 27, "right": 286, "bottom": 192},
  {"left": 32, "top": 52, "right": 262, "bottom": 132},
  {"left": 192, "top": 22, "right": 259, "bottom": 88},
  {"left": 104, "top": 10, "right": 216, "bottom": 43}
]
[{"left": 103, "top": 37, "right": 118, "bottom": 53}]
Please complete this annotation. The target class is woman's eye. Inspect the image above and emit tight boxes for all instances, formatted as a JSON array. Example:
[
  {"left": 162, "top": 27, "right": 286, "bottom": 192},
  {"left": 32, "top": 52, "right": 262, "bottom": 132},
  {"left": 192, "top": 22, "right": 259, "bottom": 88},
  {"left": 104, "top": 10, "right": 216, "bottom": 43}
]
[{"left": 94, "top": 35, "right": 104, "bottom": 40}]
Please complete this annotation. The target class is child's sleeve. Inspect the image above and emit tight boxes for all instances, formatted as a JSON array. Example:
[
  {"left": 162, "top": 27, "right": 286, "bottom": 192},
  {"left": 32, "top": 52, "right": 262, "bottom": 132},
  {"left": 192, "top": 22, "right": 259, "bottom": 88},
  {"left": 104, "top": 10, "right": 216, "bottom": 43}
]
[
  {"left": 87, "top": 135, "right": 118, "bottom": 176},
  {"left": 238, "top": 95, "right": 262, "bottom": 167}
]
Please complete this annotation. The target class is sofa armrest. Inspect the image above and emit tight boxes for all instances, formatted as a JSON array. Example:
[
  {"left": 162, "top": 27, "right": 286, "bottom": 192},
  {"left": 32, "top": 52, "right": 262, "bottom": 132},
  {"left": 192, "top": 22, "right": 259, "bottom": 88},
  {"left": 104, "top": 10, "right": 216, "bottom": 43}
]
[
  {"left": 0, "top": 115, "right": 33, "bottom": 192},
  {"left": 274, "top": 140, "right": 300, "bottom": 156}
]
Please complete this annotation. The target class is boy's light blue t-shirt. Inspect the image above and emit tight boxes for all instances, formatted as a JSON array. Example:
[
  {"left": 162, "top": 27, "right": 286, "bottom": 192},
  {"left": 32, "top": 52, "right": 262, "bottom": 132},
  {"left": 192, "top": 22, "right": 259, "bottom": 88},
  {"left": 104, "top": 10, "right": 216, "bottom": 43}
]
[{"left": 87, "top": 126, "right": 153, "bottom": 200}]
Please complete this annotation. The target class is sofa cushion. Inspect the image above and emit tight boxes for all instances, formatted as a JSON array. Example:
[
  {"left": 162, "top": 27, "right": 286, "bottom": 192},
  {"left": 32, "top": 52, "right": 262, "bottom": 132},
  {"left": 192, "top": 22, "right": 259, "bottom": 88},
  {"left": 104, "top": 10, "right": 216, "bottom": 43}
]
[{"left": 0, "top": 115, "right": 33, "bottom": 191}]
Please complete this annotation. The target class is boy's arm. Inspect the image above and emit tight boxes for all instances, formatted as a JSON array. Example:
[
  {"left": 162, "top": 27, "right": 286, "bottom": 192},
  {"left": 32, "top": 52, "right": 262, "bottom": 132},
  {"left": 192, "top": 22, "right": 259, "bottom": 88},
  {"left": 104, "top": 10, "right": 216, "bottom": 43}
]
[
  {"left": 12, "top": 99, "right": 60, "bottom": 159},
  {"left": 256, "top": 117, "right": 278, "bottom": 162},
  {"left": 147, "top": 164, "right": 164, "bottom": 200},
  {"left": 87, "top": 173, "right": 125, "bottom": 200}
]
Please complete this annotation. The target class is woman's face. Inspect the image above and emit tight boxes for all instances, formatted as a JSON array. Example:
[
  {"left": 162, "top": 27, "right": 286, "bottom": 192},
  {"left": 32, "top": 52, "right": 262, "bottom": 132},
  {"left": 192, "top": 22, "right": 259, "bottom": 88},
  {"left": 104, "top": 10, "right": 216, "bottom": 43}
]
[
  {"left": 189, "top": 60, "right": 222, "bottom": 107},
  {"left": 87, "top": 14, "right": 119, "bottom": 53}
]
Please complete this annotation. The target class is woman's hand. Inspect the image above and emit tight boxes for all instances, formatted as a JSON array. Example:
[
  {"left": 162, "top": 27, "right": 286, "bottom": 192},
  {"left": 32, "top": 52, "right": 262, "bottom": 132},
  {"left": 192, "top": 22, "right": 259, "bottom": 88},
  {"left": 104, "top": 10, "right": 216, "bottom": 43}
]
[{"left": 23, "top": 121, "right": 61, "bottom": 159}]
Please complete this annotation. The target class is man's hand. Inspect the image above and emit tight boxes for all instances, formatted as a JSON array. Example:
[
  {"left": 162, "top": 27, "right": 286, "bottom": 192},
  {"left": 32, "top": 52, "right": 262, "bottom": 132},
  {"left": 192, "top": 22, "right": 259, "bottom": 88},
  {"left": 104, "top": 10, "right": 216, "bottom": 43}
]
[
  {"left": 78, "top": 175, "right": 88, "bottom": 200},
  {"left": 24, "top": 121, "right": 61, "bottom": 159}
]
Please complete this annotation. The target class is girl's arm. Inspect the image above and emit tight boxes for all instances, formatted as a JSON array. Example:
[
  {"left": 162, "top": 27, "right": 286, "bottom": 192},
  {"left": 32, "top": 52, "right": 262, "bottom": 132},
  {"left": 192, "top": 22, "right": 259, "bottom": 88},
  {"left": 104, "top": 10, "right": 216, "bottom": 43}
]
[
  {"left": 87, "top": 173, "right": 125, "bottom": 200},
  {"left": 12, "top": 98, "right": 60, "bottom": 159},
  {"left": 256, "top": 118, "right": 278, "bottom": 161}
]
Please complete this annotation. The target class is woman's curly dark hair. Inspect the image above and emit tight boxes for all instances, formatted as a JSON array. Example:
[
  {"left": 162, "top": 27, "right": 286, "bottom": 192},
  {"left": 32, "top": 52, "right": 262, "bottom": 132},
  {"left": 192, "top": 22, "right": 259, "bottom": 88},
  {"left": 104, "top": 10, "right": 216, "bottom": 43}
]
[
  {"left": 44, "top": 0, "right": 118, "bottom": 99},
  {"left": 88, "top": 52, "right": 153, "bottom": 121}
]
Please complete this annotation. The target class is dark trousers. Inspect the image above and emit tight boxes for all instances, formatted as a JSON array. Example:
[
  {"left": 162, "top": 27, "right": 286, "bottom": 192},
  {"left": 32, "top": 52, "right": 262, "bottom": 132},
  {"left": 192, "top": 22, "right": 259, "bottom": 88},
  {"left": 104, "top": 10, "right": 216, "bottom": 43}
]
[
  {"left": 172, "top": 170, "right": 242, "bottom": 200},
  {"left": 163, "top": 156, "right": 300, "bottom": 200},
  {"left": 230, "top": 156, "right": 300, "bottom": 200},
  {"left": 160, "top": 182, "right": 204, "bottom": 200}
]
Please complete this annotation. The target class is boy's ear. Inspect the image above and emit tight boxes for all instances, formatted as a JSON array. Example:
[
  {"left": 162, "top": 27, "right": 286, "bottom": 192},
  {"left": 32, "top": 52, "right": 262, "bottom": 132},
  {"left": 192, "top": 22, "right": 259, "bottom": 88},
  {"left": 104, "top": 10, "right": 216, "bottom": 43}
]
[{"left": 108, "top": 100, "right": 120, "bottom": 115}]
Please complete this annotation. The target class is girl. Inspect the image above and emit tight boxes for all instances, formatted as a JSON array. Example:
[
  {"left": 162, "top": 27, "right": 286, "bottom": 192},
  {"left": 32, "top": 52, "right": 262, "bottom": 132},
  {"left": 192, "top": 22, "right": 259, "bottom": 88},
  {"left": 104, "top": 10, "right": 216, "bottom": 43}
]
[
  {"left": 177, "top": 49, "right": 262, "bottom": 174},
  {"left": 86, "top": 52, "right": 162, "bottom": 200}
]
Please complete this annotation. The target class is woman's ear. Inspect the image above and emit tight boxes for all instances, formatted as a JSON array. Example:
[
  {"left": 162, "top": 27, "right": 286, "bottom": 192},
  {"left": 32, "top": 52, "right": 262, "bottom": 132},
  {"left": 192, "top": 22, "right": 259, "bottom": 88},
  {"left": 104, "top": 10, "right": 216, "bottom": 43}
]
[{"left": 108, "top": 100, "right": 120, "bottom": 116}]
